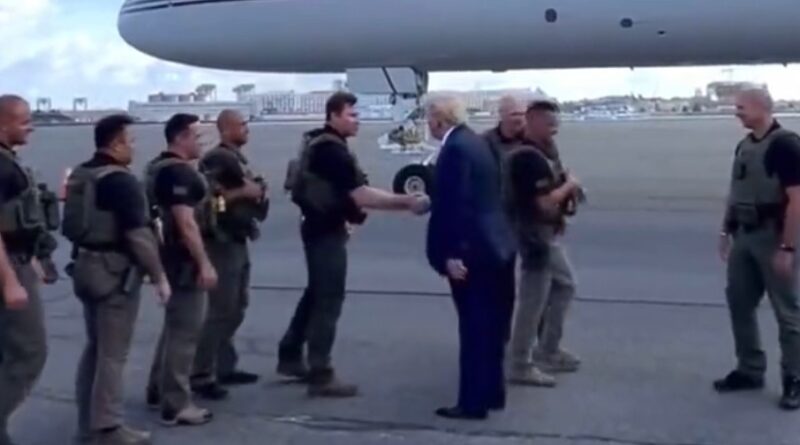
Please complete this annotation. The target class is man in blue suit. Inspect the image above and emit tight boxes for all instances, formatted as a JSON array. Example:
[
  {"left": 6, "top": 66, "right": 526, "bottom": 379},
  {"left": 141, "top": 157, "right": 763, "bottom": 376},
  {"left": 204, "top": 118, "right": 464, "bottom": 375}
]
[{"left": 425, "top": 94, "right": 517, "bottom": 420}]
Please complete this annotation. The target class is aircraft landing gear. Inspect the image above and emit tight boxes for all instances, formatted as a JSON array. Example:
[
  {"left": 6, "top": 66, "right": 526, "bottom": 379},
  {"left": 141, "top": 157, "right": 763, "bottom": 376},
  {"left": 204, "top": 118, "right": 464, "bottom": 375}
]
[
  {"left": 392, "top": 149, "right": 438, "bottom": 194},
  {"left": 346, "top": 67, "right": 438, "bottom": 194}
]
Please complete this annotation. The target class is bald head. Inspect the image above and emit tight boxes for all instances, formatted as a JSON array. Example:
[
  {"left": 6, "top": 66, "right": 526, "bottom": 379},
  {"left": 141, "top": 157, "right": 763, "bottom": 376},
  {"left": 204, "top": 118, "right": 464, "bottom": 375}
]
[
  {"left": 735, "top": 87, "right": 774, "bottom": 132},
  {"left": 498, "top": 95, "right": 525, "bottom": 116},
  {"left": 0, "top": 95, "right": 32, "bottom": 147},
  {"left": 497, "top": 95, "right": 526, "bottom": 139},
  {"left": 216, "top": 109, "right": 249, "bottom": 147}
]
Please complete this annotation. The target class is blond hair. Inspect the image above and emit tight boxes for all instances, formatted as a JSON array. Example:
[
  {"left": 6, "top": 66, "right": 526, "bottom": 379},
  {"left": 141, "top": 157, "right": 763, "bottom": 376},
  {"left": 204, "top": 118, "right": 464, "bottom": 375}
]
[{"left": 425, "top": 94, "right": 468, "bottom": 126}]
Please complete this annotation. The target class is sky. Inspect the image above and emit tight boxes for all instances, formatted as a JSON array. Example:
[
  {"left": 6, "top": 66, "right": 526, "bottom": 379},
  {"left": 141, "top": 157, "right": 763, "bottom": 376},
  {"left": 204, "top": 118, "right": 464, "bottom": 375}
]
[{"left": 2, "top": 0, "right": 800, "bottom": 109}]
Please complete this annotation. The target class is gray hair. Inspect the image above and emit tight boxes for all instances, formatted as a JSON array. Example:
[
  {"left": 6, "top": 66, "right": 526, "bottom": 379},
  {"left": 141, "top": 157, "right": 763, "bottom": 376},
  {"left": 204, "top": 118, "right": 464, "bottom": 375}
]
[{"left": 425, "top": 94, "right": 468, "bottom": 126}]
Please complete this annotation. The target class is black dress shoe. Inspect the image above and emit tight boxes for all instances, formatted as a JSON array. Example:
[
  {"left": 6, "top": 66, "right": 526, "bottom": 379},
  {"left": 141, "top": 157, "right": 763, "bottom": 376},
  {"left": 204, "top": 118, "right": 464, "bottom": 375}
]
[
  {"left": 218, "top": 370, "right": 260, "bottom": 386},
  {"left": 192, "top": 382, "right": 229, "bottom": 400},
  {"left": 713, "top": 371, "right": 764, "bottom": 393},
  {"left": 780, "top": 376, "right": 800, "bottom": 411},
  {"left": 488, "top": 402, "right": 506, "bottom": 412},
  {"left": 435, "top": 406, "right": 488, "bottom": 420}
]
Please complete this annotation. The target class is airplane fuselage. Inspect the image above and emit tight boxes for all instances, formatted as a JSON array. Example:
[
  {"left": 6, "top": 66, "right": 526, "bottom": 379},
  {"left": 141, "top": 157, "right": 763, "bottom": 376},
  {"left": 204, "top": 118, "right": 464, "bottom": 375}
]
[{"left": 118, "top": 0, "right": 800, "bottom": 73}]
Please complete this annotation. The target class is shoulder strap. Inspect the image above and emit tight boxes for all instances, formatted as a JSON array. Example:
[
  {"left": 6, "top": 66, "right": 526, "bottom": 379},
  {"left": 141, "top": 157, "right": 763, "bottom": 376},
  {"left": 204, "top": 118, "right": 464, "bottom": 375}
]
[
  {"left": 308, "top": 132, "right": 346, "bottom": 148},
  {"left": 92, "top": 164, "right": 130, "bottom": 181},
  {"left": 0, "top": 148, "right": 14, "bottom": 162}
]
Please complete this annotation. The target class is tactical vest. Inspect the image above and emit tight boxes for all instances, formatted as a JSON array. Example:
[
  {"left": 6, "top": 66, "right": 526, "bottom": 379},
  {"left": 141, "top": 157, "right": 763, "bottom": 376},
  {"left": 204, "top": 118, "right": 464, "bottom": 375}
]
[
  {"left": 62, "top": 164, "right": 132, "bottom": 246},
  {"left": 144, "top": 156, "right": 212, "bottom": 243},
  {"left": 0, "top": 148, "right": 46, "bottom": 235},
  {"left": 727, "top": 128, "right": 793, "bottom": 227},
  {"left": 199, "top": 145, "right": 268, "bottom": 241},
  {"left": 291, "top": 131, "right": 367, "bottom": 217},
  {"left": 484, "top": 127, "right": 523, "bottom": 167}
]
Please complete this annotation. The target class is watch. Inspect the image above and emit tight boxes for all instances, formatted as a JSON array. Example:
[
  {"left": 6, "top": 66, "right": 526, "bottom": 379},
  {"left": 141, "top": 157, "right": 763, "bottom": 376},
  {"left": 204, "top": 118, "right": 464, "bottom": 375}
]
[{"left": 780, "top": 244, "right": 796, "bottom": 253}]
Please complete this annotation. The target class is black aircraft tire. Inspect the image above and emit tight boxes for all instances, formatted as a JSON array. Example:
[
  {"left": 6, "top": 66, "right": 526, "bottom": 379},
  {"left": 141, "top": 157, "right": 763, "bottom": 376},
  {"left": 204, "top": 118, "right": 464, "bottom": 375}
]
[{"left": 392, "top": 164, "right": 433, "bottom": 195}]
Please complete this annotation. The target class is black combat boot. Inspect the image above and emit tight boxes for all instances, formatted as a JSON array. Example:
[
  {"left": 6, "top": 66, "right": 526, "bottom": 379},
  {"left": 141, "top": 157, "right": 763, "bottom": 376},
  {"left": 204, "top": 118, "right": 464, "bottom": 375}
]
[
  {"left": 780, "top": 375, "right": 800, "bottom": 411},
  {"left": 307, "top": 368, "right": 358, "bottom": 398},
  {"left": 191, "top": 382, "right": 229, "bottom": 401},
  {"left": 713, "top": 370, "right": 764, "bottom": 393},
  {"left": 276, "top": 348, "right": 310, "bottom": 380}
]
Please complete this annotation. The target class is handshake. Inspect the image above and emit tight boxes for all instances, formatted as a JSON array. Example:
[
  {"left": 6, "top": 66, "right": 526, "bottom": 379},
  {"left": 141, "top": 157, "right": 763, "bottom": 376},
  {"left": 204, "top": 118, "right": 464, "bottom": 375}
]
[{"left": 407, "top": 193, "right": 431, "bottom": 215}]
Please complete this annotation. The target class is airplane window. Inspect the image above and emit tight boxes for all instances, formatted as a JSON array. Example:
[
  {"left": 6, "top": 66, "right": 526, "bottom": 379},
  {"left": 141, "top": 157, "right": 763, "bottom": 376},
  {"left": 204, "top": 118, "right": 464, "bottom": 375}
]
[
  {"left": 620, "top": 18, "right": 634, "bottom": 28},
  {"left": 545, "top": 9, "right": 557, "bottom": 23}
]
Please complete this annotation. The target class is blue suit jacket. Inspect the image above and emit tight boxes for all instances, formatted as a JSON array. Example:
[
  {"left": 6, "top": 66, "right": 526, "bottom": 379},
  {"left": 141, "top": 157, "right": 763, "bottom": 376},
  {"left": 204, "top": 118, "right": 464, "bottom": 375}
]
[{"left": 426, "top": 124, "right": 517, "bottom": 276}]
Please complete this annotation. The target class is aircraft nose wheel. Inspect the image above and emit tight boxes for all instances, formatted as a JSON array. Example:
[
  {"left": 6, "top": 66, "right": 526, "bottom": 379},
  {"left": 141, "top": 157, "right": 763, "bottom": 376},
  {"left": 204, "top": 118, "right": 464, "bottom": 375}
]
[{"left": 393, "top": 164, "right": 433, "bottom": 195}]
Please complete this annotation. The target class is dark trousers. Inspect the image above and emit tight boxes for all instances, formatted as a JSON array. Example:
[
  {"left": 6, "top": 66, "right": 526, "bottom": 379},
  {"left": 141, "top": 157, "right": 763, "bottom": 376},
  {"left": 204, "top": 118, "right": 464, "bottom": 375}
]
[
  {"left": 193, "top": 240, "right": 250, "bottom": 384},
  {"left": 726, "top": 227, "right": 800, "bottom": 378},
  {"left": 0, "top": 260, "right": 47, "bottom": 438},
  {"left": 279, "top": 227, "right": 348, "bottom": 373},
  {"left": 498, "top": 258, "right": 516, "bottom": 344},
  {"left": 216, "top": 341, "right": 238, "bottom": 378},
  {"left": 75, "top": 287, "right": 142, "bottom": 433},
  {"left": 449, "top": 262, "right": 507, "bottom": 414},
  {"left": 148, "top": 286, "right": 207, "bottom": 413}
]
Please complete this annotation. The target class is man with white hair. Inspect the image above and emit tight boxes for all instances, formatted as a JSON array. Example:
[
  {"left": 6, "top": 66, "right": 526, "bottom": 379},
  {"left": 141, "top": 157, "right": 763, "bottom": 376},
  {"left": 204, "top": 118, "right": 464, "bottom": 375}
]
[
  {"left": 484, "top": 95, "right": 526, "bottom": 162},
  {"left": 425, "top": 94, "right": 516, "bottom": 420},
  {"left": 715, "top": 87, "right": 800, "bottom": 411},
  {"left": 483, "top": 96, "right": 526, "bottom": 347}
]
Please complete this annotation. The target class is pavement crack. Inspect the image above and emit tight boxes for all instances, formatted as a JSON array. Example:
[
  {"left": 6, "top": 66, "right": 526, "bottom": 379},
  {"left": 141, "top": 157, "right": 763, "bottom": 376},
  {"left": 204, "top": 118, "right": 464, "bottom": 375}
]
[
  {"left": 27, "top": 389, "right": 711, "bottom": 445},
  {"left": 251, "top": 284, "right": 727, "bottom": 309},
  {"left": 267, "top": 413, "right": 711, "bottom": 445}
]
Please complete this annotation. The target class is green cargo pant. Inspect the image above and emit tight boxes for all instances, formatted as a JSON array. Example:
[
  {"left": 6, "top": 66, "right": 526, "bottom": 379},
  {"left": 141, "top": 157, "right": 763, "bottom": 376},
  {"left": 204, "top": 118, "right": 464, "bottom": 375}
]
[
  {"left": 193, "top": 240, "right": 249, "bottom": 385},
  {"left": 279, "top": 227, "right": 348, "bottom": 372},
  {"left": 0, "top": 258, "right": 47, "bottom": 438},
  {"left": 148, "top": 284, "right": 208, "bottom": 413},
  {"left": 75, "top": 283, "right": 142, "bottom": 433},
  {"left": 510, "top": 242, "right": 577, "bottom": 366},
  {"left": 726, "top": 226, "right": 800, "bottom": 378}
]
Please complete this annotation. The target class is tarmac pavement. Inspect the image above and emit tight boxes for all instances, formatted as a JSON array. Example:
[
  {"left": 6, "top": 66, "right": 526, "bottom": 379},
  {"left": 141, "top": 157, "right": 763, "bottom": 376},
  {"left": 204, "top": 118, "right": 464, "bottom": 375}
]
[{"left": 8, "top": 117, "right": 800, "bottom": 444}]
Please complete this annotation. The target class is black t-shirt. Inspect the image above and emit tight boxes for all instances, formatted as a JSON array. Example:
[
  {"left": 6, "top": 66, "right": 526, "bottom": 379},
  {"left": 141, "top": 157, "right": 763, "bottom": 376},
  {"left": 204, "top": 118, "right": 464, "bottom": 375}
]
[
  {"left": 509, "top": 147, "right": 553, "bottom": 210},
  {"left": 0, "top": 143, "right": 27, "bottom": 205},
  {"left": 0, "top": 143, "right": 38, "bottom": 252},
  {"left": 151, "top": 152, "right": 207, "bottom": 260},
  {"left": 201, "top": 144, "right": 247, "bottom": 189},
  {"left": 152, "top": 152, "right": 207, "bottom": 208},
  {"left": 307, "top": 127, "right": 365, "bottom": 194},
  {"left": 80, "top": 153, "right": 148, "bottom": 232},
  {"left": 756, "top": 122, "right": 800, "bottom": 188},
  {"left": 301, "top": 127, "right": 367, "bottom": 238}
]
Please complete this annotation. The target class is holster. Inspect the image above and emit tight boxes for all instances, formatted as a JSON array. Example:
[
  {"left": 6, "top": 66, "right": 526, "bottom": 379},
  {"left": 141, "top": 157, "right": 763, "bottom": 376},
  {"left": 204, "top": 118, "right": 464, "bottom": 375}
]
[
  {"left": 165, "top": 259, "right": 197, "bottom": 289},
  {"left": 729, "top": 203, "right": 783, "bottom": 233},
  {"left": 72, "top": 249, "right": 141, "bottom": 301},
  {"left": 38, "top": 184, "right": 60, "bottom": 231}
]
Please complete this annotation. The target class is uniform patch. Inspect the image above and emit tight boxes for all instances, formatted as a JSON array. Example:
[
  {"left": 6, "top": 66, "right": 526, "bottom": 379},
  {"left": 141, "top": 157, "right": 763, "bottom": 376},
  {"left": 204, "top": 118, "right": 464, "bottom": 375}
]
[{"left": 172, "top": 185, "right": 189, "bottom": 196}]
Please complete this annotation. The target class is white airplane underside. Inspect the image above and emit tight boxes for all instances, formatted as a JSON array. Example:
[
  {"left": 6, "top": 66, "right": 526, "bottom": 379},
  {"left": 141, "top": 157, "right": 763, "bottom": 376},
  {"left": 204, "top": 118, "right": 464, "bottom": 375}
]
[
  {"left": 118, "top": 0, "right": 800, "bottom": 73},
  {"left": 118, "top": 0, "right": 800, "bottom": 194}
]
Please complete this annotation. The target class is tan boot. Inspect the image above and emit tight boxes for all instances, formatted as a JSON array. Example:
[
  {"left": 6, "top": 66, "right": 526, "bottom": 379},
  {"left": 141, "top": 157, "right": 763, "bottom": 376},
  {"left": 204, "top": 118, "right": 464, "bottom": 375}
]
[
  {"left": 533, "top": 348, "right": 581, "bottom": 373},
  {"left": 508, "top": 364, "right": 557, "bottom": 387},
  {"left": 160, "top": 405, "right": 213, "bottom": 427},
  {"left": 307, "top": 370, "right": 358, "bottom": 398},
  {"left": 93, "top": 425, "right": 151, "bottom": 445}
]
